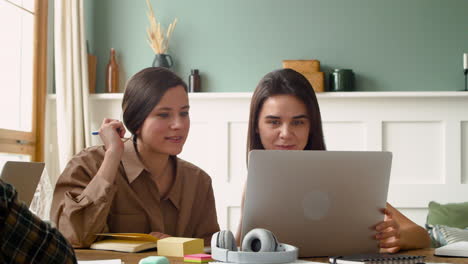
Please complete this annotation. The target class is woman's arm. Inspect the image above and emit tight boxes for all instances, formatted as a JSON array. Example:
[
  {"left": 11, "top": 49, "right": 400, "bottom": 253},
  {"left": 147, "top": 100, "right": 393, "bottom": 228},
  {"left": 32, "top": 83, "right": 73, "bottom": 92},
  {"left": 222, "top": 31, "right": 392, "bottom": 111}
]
[
  {"left": 386, "top": 203, "right": 431, "bottom": 250},
  {"left": 377, "top": 203, "right": 431, "bottom": 253},
  {"left": 50, "top": 119, "right": 126, "bottom": 248}
]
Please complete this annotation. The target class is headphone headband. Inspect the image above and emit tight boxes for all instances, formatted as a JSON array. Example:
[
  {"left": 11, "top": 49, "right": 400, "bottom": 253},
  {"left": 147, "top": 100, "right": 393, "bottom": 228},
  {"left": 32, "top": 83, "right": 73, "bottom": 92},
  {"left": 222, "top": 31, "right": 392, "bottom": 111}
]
[{"left": 211, "top": 231, "right": 299, "bottom": 264}]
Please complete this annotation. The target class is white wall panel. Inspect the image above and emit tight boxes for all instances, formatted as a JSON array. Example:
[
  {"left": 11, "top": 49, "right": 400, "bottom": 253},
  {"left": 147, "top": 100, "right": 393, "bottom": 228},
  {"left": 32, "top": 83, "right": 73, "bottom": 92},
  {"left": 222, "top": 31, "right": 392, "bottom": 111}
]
[
  {"left": 228, "top": 122, "right": 248, "bottom": 184},
  {"left": 179, "top": 122, "right": 227, "bottom": 179},
  {"left": 322, "top": 122, "right": 366, "bottom": 151},
  {"left": 382, "top": 122, "right": 444, "bottom": 184},
  {"left": 228, "top": 206, "right": 241, "bottom": 233}
]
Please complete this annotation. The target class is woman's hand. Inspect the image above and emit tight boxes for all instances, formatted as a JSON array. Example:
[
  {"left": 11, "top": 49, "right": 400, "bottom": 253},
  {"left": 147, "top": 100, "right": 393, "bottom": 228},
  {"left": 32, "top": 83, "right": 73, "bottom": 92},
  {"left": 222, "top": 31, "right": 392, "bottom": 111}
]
[
  {"left": 149, "top": 232, "right": 171, "bottom": 239},
  {"left": 92, "top": 118, "right": 127, "bottom": 184},
  {"left": 99, "top": 118, "right": 126, "bottom": 155},
  {"left": 375, "top": 208, "right": 401, "bottom": 253}
]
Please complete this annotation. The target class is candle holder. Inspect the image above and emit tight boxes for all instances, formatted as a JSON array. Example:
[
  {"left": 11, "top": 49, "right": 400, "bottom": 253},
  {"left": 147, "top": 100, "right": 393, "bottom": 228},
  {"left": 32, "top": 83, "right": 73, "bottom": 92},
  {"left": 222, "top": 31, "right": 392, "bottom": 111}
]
[
  {"left": 464, "top": 53, "right": 468, "bottom": 91},
  {"left": 464, "top": 69, "right": 467, "bottom": 92}
]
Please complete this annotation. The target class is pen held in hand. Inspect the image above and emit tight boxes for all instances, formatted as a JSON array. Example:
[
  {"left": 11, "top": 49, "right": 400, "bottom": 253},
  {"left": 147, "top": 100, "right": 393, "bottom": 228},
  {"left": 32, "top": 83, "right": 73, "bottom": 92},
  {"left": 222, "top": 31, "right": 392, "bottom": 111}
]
[{"left": 91, "top": 127, "right": 122, "bottom": 136}]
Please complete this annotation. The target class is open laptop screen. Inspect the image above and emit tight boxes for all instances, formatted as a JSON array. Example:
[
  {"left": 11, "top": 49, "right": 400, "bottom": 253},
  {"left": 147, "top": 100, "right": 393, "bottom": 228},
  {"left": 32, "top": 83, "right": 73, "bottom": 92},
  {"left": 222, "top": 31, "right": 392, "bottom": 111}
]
[
  {"left": 1, "top": 161, "right": 45, "bottom": 207},
  {"left": 241, "top": 150, "right": 392, "bottom": 257}
]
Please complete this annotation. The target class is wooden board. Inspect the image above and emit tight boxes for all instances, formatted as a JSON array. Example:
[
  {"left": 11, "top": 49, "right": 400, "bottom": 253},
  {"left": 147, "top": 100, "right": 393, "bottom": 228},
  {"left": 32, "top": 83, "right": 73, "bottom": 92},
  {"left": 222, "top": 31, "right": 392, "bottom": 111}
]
[
  {"left": 282, "top": 59, "right": 320, "bottom": 73},
  {"left": 88, "top": 54, "right": 97, "bottom": 93},
  {"left": 302, "top": 72, "right": 325, "bottom": 93}
]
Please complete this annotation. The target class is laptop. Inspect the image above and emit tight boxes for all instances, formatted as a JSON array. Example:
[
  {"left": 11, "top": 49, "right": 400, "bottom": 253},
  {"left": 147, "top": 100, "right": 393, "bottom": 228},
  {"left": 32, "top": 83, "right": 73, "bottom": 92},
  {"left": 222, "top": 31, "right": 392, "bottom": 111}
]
[
  {"left": 241, "top": 150, "right": 392, "bottom": 257},
  {"left": 1, "top": 161, "right": 45, "bottom": 207}
]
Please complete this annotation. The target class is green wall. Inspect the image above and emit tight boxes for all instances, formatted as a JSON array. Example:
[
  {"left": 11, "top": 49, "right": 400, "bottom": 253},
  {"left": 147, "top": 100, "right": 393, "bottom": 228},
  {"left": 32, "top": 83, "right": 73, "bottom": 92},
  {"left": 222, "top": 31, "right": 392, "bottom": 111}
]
[{"left": 85, "top": 0, "right": 468, "bottom": 93}]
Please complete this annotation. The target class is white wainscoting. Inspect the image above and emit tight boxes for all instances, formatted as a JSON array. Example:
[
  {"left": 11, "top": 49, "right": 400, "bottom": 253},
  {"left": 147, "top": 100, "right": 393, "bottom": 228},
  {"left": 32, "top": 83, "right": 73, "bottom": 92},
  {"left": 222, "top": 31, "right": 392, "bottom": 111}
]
[{"left": 45, "top": 92, "right": 468, "bottom": 231}]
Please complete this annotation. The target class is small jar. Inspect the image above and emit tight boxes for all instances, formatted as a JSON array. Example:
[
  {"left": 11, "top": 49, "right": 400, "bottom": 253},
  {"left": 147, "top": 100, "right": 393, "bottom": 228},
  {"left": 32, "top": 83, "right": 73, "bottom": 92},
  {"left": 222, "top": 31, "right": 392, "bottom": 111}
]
[{"left": 329, "top": 69, "right": 354, "bottom": 91}]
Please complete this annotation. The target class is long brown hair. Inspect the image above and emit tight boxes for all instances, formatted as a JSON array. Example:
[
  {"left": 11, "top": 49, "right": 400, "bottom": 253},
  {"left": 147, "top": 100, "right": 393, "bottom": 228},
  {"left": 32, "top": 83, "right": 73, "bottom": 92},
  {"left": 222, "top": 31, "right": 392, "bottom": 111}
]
[
  {"left": 122, "top": 67, "right": 188, "bottom": 137},
  {"left": 246, "top": 68, "right": 326, "bottom": 158}
]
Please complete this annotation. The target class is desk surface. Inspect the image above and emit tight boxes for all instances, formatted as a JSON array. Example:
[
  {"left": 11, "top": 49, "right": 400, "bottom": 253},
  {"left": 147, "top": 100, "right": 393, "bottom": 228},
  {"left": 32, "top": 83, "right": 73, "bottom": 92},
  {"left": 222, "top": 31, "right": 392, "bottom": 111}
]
[{"left": 76, "top": 248, "right": 467, "bottom": 264}]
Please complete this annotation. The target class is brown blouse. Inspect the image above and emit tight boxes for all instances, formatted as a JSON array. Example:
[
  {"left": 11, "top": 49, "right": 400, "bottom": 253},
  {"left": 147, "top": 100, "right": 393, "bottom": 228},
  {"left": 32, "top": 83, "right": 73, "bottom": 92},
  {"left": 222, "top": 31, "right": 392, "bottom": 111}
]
[{"left": 50, "top": 140, "right": 219, "bottom": 248}]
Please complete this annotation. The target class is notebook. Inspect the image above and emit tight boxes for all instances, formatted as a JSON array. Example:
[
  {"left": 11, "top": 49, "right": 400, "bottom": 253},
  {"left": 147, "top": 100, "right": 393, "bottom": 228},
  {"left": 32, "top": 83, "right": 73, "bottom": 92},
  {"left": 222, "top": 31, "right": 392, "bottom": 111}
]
[
  {"left": 329, "top": 254, "right": 425, "bottom": 264},
  {"left": 434, "top": 241, "right": 468, "bottom": 257},
  {"left": 242, "top": 150, "right": 392, "bottom": 257},
  {"left": 90, "top": 233, "right": 158, "bottom": 253}
]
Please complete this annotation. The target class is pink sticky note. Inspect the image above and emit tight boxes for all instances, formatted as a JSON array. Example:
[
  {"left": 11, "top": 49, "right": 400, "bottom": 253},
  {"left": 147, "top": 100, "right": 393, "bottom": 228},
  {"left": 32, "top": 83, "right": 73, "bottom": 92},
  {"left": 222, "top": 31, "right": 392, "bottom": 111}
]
[{"left": 184, "top": 254, "right": 212, "bottom": 261}]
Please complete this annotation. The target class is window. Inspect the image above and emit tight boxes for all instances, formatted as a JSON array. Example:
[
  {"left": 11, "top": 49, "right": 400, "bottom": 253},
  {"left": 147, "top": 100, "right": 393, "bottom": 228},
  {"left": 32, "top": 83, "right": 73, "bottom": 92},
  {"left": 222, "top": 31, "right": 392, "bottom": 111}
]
[{"left": 0, "top": 0, "right": 48, "bottom": 167}]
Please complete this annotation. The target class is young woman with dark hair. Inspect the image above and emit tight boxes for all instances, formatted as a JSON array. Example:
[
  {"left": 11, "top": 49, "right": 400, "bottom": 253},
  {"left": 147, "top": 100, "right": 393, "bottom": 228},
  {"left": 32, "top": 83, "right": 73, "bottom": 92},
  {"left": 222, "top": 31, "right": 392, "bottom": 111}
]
[
  {"left": 51, "top": 67, "right": 219, "bottom": 248},
  {"left": 246, "top": 68, "right": 326, "bottom": 153},
  {"left": 237, "top": 68, "right": 430, "bottom": 253}
]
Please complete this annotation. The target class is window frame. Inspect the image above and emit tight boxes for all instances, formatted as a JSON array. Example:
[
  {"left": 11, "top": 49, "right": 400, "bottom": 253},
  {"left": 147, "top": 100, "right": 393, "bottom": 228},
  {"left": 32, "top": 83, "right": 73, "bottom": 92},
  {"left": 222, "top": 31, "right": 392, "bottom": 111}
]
[{"left": 0, "top": 0, "right": 48, "bottom": 162}]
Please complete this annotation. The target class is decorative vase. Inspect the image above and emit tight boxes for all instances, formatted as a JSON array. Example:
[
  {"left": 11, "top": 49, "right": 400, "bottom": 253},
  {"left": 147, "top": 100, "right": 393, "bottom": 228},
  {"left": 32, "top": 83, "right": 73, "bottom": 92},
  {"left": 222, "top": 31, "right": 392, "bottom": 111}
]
[
  {"left": 152, "top": 54, "right": 173, "bottom": 68},
  {"left": 106, "top": 48, "right": 119, "bottom": 93}
]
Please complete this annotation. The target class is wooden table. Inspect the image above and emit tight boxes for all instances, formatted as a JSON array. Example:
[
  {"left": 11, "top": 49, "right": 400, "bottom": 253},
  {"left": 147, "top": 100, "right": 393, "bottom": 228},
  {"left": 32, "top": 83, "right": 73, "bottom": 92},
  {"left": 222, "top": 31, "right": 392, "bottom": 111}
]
[{"left": 76, "top": 248, "right": 467, "bottom": 264}]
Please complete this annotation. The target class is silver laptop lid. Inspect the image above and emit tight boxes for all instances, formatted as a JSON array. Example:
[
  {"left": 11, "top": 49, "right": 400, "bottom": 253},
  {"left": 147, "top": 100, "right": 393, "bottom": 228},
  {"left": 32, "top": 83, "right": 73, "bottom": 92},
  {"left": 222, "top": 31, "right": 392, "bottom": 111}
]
[
  {"left": 241, "top": 150, "right": 392, "bottom": 257},
  {"left": 1, "top": 161, "right": 45, "bottom": 207}
]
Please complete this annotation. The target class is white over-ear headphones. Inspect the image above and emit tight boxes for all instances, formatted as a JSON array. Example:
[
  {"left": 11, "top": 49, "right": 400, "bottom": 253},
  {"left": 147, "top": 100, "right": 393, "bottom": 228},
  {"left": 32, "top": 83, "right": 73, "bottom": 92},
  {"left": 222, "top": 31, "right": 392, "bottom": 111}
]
[{"left": 211, "top": 228, "right": 298, "bottom": 264}]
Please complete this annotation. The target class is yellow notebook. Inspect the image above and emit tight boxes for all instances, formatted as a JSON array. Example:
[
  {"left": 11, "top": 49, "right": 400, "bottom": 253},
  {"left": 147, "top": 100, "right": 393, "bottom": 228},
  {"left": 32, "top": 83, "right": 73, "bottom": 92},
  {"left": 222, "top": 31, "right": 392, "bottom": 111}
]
[{"left": 90, "top": 233, "right": 158, "bottom": 253}]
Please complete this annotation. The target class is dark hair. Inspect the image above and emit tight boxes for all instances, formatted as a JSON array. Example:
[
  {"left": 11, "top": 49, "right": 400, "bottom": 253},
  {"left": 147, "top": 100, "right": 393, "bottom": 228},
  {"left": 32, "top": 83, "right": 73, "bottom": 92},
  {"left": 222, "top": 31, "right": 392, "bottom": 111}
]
[
  {"left": 122, "top": 67, "right": 188, "bottom": 136},
  {"left": 246, "top": 68, "right": 326, "bottom": 157}
]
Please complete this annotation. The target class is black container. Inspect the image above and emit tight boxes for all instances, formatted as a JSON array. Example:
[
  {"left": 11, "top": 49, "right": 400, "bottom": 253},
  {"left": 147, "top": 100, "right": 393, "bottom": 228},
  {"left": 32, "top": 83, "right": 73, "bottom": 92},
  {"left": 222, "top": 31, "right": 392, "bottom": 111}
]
[
  {"left": 329, "top": 69, "right": 354, "bottom": 91},
  {"left": 188, "top": 69, "right": 201, "bottom": 92},
  {"left": 152, "top": 54, "right": 173, "bottom": 69}
]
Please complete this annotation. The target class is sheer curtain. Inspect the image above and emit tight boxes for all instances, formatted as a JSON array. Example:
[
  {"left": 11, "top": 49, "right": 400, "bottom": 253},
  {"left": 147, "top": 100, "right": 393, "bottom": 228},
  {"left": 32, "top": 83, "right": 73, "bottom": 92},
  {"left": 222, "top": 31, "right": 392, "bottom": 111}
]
[
  {"left": 31, "top": 0, "right": 90, "bottom": 220},
  {"left": 54, "top": 0, "right": 90, "bottom": 173}
]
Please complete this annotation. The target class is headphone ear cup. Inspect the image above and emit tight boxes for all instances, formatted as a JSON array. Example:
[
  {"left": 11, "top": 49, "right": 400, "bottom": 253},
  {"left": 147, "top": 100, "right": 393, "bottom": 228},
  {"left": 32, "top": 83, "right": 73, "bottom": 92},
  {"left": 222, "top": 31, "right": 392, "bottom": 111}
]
[
  {"left": 217, "top": 230, "right": 237, "bottom": 251},
  {"left": 241, "top": 228, "right": 278, "bottom": 252}
]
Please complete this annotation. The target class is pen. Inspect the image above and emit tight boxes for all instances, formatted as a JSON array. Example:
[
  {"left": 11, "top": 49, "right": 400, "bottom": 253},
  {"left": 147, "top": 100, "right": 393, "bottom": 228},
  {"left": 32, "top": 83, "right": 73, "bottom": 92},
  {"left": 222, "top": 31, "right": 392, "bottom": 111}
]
[{"left": 91, "top": 128, "right": 122, "bottom": 135}]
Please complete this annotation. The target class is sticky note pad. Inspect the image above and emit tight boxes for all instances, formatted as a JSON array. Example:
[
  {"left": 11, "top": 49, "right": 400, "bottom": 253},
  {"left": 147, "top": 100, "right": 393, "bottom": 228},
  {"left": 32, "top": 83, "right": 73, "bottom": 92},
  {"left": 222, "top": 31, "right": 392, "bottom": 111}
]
[
  {"left": 184, "top": 253, "right": 213, "bottom": 263},
  {"left": 157, "top": 237, "right": 204, "bottom": 257}
]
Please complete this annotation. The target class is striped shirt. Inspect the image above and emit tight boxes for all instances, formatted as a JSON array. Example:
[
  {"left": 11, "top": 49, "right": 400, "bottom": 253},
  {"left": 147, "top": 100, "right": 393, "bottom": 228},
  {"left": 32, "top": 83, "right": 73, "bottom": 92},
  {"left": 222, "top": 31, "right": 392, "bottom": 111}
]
[{"left": 0, "top": 179, "right": 77, "bottom": 264}]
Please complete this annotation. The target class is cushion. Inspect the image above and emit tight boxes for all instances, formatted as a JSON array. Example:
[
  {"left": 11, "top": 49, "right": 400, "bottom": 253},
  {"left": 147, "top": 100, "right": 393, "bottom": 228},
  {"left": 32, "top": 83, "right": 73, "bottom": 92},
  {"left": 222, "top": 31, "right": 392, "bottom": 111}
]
[
  {"left": 427, "top": 201, "right": 468, "bottom": 229},
  {"left": 426, "top": 224, "right": 468, "bottom": 247}
]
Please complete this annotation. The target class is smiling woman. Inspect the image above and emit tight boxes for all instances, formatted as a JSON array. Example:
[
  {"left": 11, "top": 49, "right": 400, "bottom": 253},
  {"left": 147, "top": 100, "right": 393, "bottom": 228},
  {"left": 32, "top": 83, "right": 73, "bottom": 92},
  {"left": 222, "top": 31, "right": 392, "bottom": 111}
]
[
  {"left": 50, "top": 67, "right": 220, "bottom": 248},
  {"left": 257, "top": 95, "right": 311, "bottom": 151},
  {"left": 246, "top": 68, "right": 326, "bottom": 155},
  {"left": 237, "top": 68, "right": 430, "bottom": 252}
]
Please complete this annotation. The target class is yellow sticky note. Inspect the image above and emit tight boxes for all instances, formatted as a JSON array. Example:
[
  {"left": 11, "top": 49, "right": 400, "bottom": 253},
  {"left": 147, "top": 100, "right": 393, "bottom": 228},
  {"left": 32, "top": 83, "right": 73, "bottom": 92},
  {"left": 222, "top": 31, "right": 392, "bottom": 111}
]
[{"left": 157, "top": 237, "right": 204, "bottom": 257}]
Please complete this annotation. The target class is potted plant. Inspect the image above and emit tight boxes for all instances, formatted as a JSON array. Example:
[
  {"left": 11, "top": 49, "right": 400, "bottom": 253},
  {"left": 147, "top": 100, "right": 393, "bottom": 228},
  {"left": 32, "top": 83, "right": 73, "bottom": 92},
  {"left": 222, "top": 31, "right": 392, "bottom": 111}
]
[{"left": 146, "top": 0, "right": 177, "bottom": 68}]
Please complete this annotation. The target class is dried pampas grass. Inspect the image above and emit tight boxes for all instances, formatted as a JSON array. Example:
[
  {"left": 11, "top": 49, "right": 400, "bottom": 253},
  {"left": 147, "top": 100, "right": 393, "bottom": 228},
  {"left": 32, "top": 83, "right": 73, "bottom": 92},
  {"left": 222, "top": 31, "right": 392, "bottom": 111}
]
[{"left": 146, "top": 0, "right": 178, "bottom": 54}]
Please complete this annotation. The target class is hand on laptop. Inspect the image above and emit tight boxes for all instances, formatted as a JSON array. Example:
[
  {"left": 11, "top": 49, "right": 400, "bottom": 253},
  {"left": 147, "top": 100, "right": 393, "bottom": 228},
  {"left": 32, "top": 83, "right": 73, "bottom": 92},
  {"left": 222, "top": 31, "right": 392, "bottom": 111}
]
[{"left": 375, "top": 207, "right": 401, "bottom": 253}]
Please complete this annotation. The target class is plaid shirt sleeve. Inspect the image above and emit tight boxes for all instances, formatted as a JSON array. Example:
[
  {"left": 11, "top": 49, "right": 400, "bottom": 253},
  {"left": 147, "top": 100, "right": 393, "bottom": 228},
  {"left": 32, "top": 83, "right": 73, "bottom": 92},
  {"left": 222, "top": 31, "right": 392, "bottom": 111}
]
[{"left": 0, "top": 179, "right": 77, "bottom": 264}]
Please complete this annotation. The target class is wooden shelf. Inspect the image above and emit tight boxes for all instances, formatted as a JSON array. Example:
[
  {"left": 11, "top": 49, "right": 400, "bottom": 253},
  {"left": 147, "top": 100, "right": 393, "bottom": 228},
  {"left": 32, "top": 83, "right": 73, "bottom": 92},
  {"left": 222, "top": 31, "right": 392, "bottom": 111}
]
[{"left": 47, "top": 91, "right": 468, "bottom": 101}]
